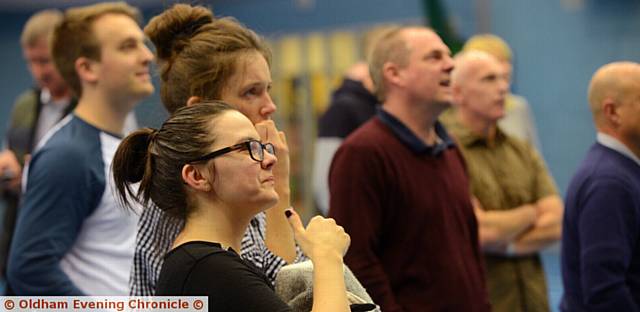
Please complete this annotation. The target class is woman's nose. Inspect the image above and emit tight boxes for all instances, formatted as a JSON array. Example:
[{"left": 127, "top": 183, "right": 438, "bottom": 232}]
[{"left": 261, "top": 148, "right": 277, "bottom": 169}]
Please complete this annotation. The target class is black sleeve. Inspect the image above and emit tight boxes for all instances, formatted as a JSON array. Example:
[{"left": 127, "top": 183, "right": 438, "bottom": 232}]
[{"left": 185, "top": 252, "right": 292, "bottom": 312}]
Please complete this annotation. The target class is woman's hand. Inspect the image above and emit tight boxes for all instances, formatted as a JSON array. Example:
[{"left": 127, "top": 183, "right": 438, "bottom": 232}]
[
  {"left": 286, "top": 209, "right": 351, "bottom": 312},
  {"left": 255, "top": 120, "right": 289, "bottom": 197},
  {"left": 0, "top": 150, "right": 23, "bottom": 193},
  {"left": 256, "top": 120, "right": 296, "bottom": 262},
  {"left": 285, "top": 209, "right": 350, "bottom": 261}
]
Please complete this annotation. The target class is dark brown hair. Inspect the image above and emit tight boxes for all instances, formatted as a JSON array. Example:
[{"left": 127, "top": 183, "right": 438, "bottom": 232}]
[
  {"left": 51, "top": 2, "right": 141, "bottom": 96},
  {"left": 144, "top": 4, "right": 271, "bottom": 113},
  {"left": 112, "top": 101, "right": 234, "bottom": 219}
]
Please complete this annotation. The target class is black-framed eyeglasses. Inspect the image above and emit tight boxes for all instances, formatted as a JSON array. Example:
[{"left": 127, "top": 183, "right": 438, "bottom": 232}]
[{"left": 189, "top": 139, "right": 275, "bottom": 163}]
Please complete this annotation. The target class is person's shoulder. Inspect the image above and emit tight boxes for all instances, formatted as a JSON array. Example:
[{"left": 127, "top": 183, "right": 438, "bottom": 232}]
[
  {"left": 565, "top": 145, "right": 640, "bottom": 221},
  {"left": 13, "top": 88, "right": 38, "bottom": 105},
  {"left": 332, "top": 119, "right": 399, "bottom": 170},
  {"left": 30, "top": 118, "right": 101, "bottom": 171},
  {"left": 497, "top": 128, "right": 542, "bottom": 163},
  {"left": 503, "top": 131, "right": 534, "bottom": 153},
  {"left": 587, "top": 144, "right": 640, "bottom": 178},
  {"left": 173, "top": 243, "right": 263, "bottom": 286},
  {"left": 160, "top": 243, "right": 287, "bottom": 310},
  {"left": 35, "top": 137, "right": 82, "bottom": 164},
  {"left": 341, "top": 117, "right": 389, "bottom": 145},
  {"left": 9, "top": 89, "right": 39, "bottom": 117},
  {"left": 569, "top": 144, "right": 637, "bottom": 190},
  {"left": 161, "top": 243, "right": 227, "bottom": 279},
  {"left": 27, "top": 146, "right": 90, "bottom": 189},
  {"left": 48, "top": 116, "right": 102, "bottom": 147},
  {"left": 169, "top": 242, "right": 238, "bottom": 269}
]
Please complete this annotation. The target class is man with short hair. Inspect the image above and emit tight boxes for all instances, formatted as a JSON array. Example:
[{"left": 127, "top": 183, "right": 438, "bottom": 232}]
[
  {"left": 444, "top": 51, "right": 563, "bottom": 312},
  {"left": 7, "top": 2, "right": 154, "bottom": 295},
  {"left": 0, "top": 10, "right": 73, "bottom": 278},
  {"left": 328, "top": 26, "right": 490, "bottom": 312},
  {"left": 561, "top": 62, "right": 640, "bottom": 311}
]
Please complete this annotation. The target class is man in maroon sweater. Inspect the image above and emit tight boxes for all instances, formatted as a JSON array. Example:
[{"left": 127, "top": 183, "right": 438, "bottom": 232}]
[{"left": 328, "top": 26, "right": 490, "bottom": 312}]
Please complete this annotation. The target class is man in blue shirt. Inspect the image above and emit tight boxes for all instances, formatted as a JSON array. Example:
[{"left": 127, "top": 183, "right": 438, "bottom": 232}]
[
  {"left": 561, "top": 62, "right": 640, "bottom": 311},
  {"left": 7, "top": 2, "right": 154, "bottom": 295}
]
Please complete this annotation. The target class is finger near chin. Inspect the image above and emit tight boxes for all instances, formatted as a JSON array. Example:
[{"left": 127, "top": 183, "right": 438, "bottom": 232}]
[{"left": 255, "top": 123, "right": 268, "bottom": 139}]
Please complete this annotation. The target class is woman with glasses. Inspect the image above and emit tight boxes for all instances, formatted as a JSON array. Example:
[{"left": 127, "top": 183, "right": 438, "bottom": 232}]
[
  {"left": 130, "top": 4, "right": 300, "bottom": 295},
  {"left": 112, "top": 102, "right": 350, "bottom": 311}
]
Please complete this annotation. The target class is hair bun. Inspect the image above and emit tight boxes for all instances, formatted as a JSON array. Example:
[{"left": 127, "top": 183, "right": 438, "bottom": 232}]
[
  {"left": 118, "top": 128, "right": 156, "bottom": 184},
  {"left": 144, "top": 4, "right": 214, "bottom": 60},
  {"left": 112, "top": 127, "right": 159, "bottom": 210}
]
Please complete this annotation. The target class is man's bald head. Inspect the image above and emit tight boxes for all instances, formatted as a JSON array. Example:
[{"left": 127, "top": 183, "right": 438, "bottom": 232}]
[
  {"left": 588, "top": 62, "right": 640, "bottom": 128},
  {"left": 451, "top": 50, "right": 500, "bottom": 88},
  {"left": 451, "top": 50, "right": 509, "bottom": 124}
]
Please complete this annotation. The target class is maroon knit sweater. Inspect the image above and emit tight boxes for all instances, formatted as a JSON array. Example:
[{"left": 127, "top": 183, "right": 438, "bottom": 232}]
[{"left": 329, "top": 116, "right": 490, "bottom": 312}]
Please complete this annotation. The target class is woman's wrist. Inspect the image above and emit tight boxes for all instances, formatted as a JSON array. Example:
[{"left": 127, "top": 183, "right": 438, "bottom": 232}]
[{"left": 310, "top": 248, "right": 343, "bottom": 265}]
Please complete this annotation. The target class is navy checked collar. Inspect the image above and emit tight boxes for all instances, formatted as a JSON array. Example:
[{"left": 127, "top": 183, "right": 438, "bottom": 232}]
[{"left": 377, "top": 108, "right": 455, "bottom": 156}]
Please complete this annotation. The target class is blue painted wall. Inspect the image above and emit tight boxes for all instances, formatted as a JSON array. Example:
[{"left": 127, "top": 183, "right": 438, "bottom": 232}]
[
  {"left": 209, "top": 0, "right": 424, "bottom": 34},
  {"left": 0, "top": 13, "right": 32, "bottom": 135}
]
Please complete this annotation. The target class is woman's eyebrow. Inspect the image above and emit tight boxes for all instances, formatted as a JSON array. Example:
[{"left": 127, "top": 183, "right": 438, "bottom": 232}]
[{"left": 234, "top": 136, "right": 259, "bottom": 144}]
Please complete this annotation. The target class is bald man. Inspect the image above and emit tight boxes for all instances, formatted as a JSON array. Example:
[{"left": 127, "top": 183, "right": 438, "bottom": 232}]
[
  {"left": 463, "top": 34, "right": 542, "bottom": 150},
  {"left": 444, "top": 51, "right": 563, "bottom": 312},
  {"left": 561, "top": 62, "right": 640, "bottom": 311}
]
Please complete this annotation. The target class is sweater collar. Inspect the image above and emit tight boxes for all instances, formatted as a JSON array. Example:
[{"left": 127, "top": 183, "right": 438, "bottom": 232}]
[
  {"left": 377, "top": 108, "right": 455, "bottom": 156},
  {"left": 597, "top": 132, "right": 640, "bottom": 167}
]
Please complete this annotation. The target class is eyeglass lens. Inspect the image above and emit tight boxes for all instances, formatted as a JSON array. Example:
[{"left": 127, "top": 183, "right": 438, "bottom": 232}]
[{"left": 248, "top": 141, "right": 275, "bottom": 162}]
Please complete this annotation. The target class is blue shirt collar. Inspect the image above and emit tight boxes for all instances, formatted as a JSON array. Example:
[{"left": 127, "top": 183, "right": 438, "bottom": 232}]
[{"left": 377, "top": 107, "right": 455, "bottom": 156}]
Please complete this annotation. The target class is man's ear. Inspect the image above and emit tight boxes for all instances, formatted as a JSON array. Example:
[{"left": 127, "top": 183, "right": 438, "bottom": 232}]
[
  {"left": 383, "top": 62, "right": 403, "bottom": 89},
  {"left": 182, "top": 163, "right": 212, "bottom": 192},
  {"left": 75, "top": 56, "right": 99, "bottom": 84},
  {"left": 186, "top": 96, "right": 202, "bottom": 107},
  {"left": 602, "top": 98, "right": 621, "bottom": 127}
]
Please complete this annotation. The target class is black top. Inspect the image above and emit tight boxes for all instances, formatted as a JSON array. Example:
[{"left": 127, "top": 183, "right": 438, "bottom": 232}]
[
  {"left": 156, "top": 241, "right": 292, "bottom": 312},
  {"left": 318, "top": 78, "right": 379, "bottom": 138}
]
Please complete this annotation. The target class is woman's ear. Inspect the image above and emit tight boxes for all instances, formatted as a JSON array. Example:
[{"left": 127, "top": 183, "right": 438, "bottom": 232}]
[
  {"left": 182, "top": 163, "right": 212, "bottom": 192},
  {"left": 186, "top": 96, "right": 202, "bottom": 107}
]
